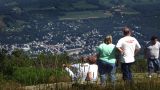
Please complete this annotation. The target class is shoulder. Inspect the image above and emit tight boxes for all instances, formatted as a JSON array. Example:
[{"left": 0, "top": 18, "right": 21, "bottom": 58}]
[
  {"left": 116, "top": 37, "right": 124, "bottom": 46},
  {"left": 156, "top": 41, "right": 160, "bottom": 47},
  {"left": 157, "top": 41, "right": 160, "bottom": 44},
  {"left": 111, "top": 44, "right": 116, "bottom": 46},
  {"left": 100, "top": 43, "right": 106, "bottom": 46},
  {"left": 109, "top": 44, "right": 116, "bottom": 48},
  {"left": 89, "top": 64, "right": 98, "bottom": 69},
  {"left": 83, "top": 63, "right": 89, "bottom": 66},
  {"left": 145, "top": 41, "right": 151, "bottom": 47},
  {"left": 98, "top": 43, "right": 106, "bottom": 48},
  {"left": 118, "top": 37, "right": 124, "bottom": 41}
]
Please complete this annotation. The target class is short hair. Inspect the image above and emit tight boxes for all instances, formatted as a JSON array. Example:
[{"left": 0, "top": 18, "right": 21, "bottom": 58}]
[
  {"left": 104, "top": 35, "right": 112, "bottom": 44},
  {"left": 151, "top": 35, "right": 158, "bottom": 41},
  {"left": 122, "top": 26, "right": 131, "bottom": 36},
  {"left": 87, "top": 55, "right": 97, "bottom": 64}
]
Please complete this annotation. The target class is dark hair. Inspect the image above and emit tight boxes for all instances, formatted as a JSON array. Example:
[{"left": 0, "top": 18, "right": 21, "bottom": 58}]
[
  {"left": 122, "top": 26, "right": 131, "bottom": 36},
  {"left": 87, "top": 56, "right": 97, "bottom": 64},
  {"left": 151, "top": 35, "right": 158, "bottom": 41}
]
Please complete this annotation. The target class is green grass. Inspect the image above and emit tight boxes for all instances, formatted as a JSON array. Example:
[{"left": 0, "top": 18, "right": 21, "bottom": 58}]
[
  {"left": 20, "top": 73, "right": 160, "bottom": 90},
  {"left": 1, "top": 49, "right": 160, "bottom": 89},
  {"left": 59, "top": 10, "right": 112, "bottom": 20}
]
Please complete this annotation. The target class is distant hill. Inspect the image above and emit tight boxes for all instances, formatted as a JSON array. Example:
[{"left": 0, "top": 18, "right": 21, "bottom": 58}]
[
  {"left": 1, "top": 0, "right": 160, "bottom": 11},
  {"left": 0, "top": 0, "right": 160, "bottom": 32}
]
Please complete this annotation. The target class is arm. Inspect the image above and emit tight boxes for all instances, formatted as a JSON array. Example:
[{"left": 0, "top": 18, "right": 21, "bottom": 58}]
[
  {"left": 117, "top": 47, "right": 124, "bottom": 54},
  {"left": 135, "top": 39, "right": 141, "bottom": 55},
  {"left": 115, "top": 48, "right": 121, "bottom": 67},
  {"left": 116, "top": 39, "right": 124, "bottom": 54},
  {"left": 62, "top": 64, "right": 71, "bottom": 67},
  {"left": 86, "top": 72, "right": 93, "bottom": 81},
  {"left": 144, "top": 47, "right": 147, "bottom": 59},
  {"left": 63, "top": 63, "right": 79, "bottom": 68}
]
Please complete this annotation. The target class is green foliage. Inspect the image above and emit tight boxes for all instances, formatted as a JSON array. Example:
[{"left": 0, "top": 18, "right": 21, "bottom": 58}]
[
  {"left": 0, "top": 47, "right": 151, "bottom": 89},
  {"left": 36, "top": 52, "right": 69, "bottom": 68},
  {"left": 9, "top": 49, "right": 33, "bottom": 67},
  {"left": 12, "top": 67, "right": 53, "bottom": 85},
  {"left": 132, "top": 59, "right": 147, "bottom": 73},
  {"left": 0, "top": 49, "right": 34, "bottom": 80},
  {"left": 48, "top": 68, "right": 71, "bottom": 83}
]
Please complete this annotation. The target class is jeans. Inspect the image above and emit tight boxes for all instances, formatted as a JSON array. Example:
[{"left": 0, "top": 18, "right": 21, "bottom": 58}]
[
  {"left": 147, "top": 58, "right": 160, "bottom": 75},
  {"left": 97, "top": 60, "right": 116, "bottom": 85},
  {"left": 121, "top": 63, "right": 133, "bottom": 81}
]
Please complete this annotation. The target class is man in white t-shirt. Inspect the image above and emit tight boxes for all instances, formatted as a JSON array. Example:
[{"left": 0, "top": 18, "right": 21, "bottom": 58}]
[
  {"left": 63, "top": 56, "right": 98, "bottom": 83},
  {"left": 144, "top": 35, "right": 160, "bottom": 78},
  {"left": 116, "top": 26, "right": 141, "bottom": 81}
]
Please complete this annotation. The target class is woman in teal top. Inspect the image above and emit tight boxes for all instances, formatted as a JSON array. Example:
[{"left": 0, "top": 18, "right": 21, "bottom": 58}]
[{"left": 96, "top": 35, "right": 117, "bottom": 86}]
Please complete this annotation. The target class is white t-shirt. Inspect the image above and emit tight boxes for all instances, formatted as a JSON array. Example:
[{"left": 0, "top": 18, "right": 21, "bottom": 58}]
[
  {"left": 116, "top": 36, "right": 141, "bottom": 63},
  {"left": 71, "top": 63, "right": 98, "bottom": 81},
  {"left": 71, "top": 63, "right": 89, "bottom": 81},
  {"left": 145, "top": 41, "right": 160, "bottom": 59},
  {"left": 88, "top": 64, "right": 98, "bottom": 81}
]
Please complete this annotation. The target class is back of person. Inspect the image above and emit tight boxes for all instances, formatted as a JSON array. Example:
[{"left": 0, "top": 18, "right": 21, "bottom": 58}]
[
  {"left": 88, "top": 64, "right": 98, "bottom": 81},
  {"left": 117, "top": 36, "right": 140, "bottom": 63},
  {"left": 116, "top": 26, "right": 141, "bottom": 81},
  {"left": 96, "top": 35, "right": 117, "bottom": 86},
  {"left": 71, "top": 63, "right": 90, "bottom": 81},
  {"left": 98, "top": 43, "right": 116, "bottom": 63}
]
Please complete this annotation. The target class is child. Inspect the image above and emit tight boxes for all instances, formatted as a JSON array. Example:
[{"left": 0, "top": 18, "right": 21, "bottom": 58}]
[{"left": 63, "top": 55, "right": 98, "bottom": 83}]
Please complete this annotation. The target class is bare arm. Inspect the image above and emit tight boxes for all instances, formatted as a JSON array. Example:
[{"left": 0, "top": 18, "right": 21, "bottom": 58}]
[
  {"left": 86, "top": 72, "right": 93, "bottom": 81},
  {"left": 117, "top": 47, "right": 124, "bottom": 54}
]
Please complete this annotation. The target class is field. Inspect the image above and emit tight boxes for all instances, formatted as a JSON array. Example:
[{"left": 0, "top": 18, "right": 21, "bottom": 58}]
[
  {"left": 2, "top": 73, "right": 159, "bottom": 90},
  {"left": 0, "top": 49, "right": 160, "bottom": 90},
  {"left": 59, "top": 10, "right": 112, "bottom": 20}
]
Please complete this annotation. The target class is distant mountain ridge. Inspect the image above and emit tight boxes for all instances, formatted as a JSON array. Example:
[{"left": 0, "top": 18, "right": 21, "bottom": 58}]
[
  {"left": 0, "top": 0, "right": 160, "bottom": 55},
  {"left": 0, "top": 0, "right": 160, "bottom": 33},
  {"left": 1, "top": 0, "right": 160, "bottom": 11}
]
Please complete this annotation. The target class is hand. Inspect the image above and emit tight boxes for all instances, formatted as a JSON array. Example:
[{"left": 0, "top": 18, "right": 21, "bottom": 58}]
[{"left": 62, "top": 64, "right": 67, "bottom": 67}]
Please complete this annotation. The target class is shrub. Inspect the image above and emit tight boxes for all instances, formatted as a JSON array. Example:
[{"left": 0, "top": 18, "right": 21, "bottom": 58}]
[
  {"left": 12, "top": 67, "right": 53, "bottom": 85},
  {"left": 132, "top": 59, "right": 147, "bottom": 73},
  {"left": 48, "top": 68, "right": 71, "bottom": 83}
]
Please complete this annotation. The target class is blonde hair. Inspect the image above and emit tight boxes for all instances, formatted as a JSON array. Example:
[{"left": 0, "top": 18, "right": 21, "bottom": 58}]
[{"left": 104, "top": 35, "right": 112, "bottom": 44}]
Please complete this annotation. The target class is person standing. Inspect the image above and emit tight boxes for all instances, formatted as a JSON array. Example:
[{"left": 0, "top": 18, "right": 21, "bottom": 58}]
[
  {"left": 116, "top": 26, "right": 141, "bottom": 81},
  {"left": 144, "top": 35, "right": 160, "bottom": 78},
  {"left": 96, "top": 35, "right": 117, "bottom": 86}
]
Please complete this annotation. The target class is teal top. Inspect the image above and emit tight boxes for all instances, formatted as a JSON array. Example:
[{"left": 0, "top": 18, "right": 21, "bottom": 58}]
[{"left": 96, "top": 43, "right": 116, "bottom": 63}]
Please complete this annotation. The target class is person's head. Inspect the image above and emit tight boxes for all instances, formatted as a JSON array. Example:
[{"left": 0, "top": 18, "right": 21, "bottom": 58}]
[
  {"left": 87, "top": 55, "right": 97, "bottom": 64},
  {"left": 80, "top": 56, "right": 88, "bottom": 63},
  {"left": 122, "top": 26, "right": 132, "bottom": 36},
  {"left": 151, "top": 35, "right": 158, "bottom": 44},
  {"left": 104, "top": 35, "right": 112, "bottom": 44}
]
